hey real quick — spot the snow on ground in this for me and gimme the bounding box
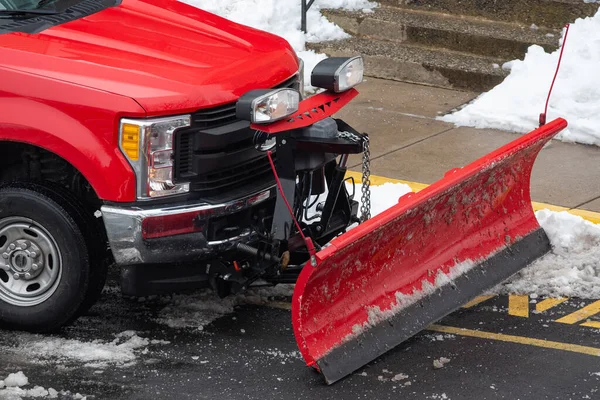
[9,330,168,370]
[180,0,376,90]
[155,284,295,329]
[441,9,600,146]
[497,209,600,298]
[0,371,75,400]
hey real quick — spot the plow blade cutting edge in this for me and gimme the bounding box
[292,118,568,384]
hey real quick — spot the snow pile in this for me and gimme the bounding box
[499,209,600,298]
[15,330,167,369]
[180,0,376,89]
[441,9,600,146]
[3,372,28,388]
[0,372,64,400]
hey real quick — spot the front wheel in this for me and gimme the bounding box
[0,183,91,332]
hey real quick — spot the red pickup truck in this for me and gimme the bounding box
[0,0,367,332]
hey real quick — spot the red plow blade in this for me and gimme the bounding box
[292,118,568,384]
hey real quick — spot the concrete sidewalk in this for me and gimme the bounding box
[336,77,600,212]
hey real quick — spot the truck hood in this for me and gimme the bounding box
[0,0,299,114]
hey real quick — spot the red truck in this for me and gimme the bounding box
[0,0,568,384]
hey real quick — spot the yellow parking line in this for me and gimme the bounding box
[580,321,600,329]
[428,324,600,357]
[462,295,495,309]
[346,171,600,224]
[536,297,568,313]
[556,300,600,325]
[508,295,530,318]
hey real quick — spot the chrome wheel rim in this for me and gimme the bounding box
[0,217,62,307]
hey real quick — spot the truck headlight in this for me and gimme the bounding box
[119,115,191,199]
[236,88,300,124]
[311,56,364,93]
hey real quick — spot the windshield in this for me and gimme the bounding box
[0,0,58,10]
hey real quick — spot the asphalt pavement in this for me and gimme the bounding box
[2,278,600,400]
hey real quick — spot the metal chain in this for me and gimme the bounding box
[337,131,371,222]
[360,135,371,222]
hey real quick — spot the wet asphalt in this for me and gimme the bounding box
[1,280,600,400]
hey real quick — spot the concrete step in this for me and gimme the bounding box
[323,7,559,60]
[308,38,508,92]
[378,0,599,29]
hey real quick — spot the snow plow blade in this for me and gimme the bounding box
[292,118,568,384]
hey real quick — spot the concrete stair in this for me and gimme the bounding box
[310,1,599,91]
[383,0,599,29]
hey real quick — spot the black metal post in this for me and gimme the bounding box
[301,0,316,33]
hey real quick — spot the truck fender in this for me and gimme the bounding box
[0,97,137,202]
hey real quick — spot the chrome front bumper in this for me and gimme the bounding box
[101,187,276,265]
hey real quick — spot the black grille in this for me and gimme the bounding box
[174,75,298,200]
[174,131,194,179]
[190,154,275,196]
[191,103,237,130]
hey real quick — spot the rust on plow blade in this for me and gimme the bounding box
[292,118,568,384]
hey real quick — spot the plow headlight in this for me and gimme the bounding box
[311,56,364,93]
[236,88,300,124]
[119,116,191,199]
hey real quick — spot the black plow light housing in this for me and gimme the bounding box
[236,88,300,124]
[311,56,364,93]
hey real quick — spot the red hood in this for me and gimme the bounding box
[0,0,299,114]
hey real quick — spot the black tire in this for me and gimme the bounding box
[0,183,94,332]
[46,186,110,319]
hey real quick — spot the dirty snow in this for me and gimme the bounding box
[9,330,169,369]
[180,0,376,90]
[497,209,600,298]
[391,373,409,381]
[433,357,451,369]
[156,284,295,329]
[441,9,600,146]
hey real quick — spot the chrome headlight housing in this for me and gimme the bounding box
[297,57,305,99]
[119,115,191,199]
[236,88,300,124]
[311,56,364,93]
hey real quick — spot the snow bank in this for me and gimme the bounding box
[180,0,376,90]
[498,209,600,298]
[441,9,600,146]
